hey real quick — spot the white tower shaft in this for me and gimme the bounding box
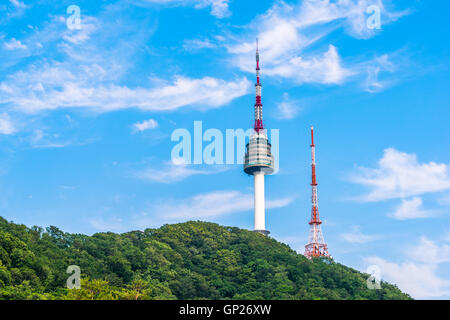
[254,171,265,231]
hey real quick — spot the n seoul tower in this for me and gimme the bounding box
[244,39,275,236]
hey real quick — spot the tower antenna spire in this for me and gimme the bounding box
[254,38,263,132]
[304,126,330,259]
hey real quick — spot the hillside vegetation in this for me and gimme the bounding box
[0,216,411,300]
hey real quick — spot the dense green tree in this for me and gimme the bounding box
[64,278,119,300]
[0,216,411,300]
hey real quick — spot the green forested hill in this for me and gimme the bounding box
[0,216,410,300]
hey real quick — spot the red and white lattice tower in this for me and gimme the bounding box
[304,126,330,258]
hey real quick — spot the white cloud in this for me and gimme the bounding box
[267,45,354,84]
[198,0,230,18]
[408,236,450,264]
[132,190,294,229]
[9,0,26,9]
[0,113,16,134]
[134,160,228,184]
[59,185,78,190]
[391,197,439,220]
[227,0,407,85]
[364,236,450,299]
[132,119,158,132]
[0,70,251,113]
[275,92,300,120]
[340,226,379,243]
[62,16,98,44]
[0,10,250,115]
[350,148,450,202]
[364,54,396,92]
[296,0,408,39]
[266,197,295,209]
[158,190,253,219]
[151,190,294,220]
[364,256,450,299]
[276,101,298,120]
[183,38,217,51]
[141,0,231,18]
[231,41,353,85]
[4,38,27,50]
[438,193,450,206]
[364,235,450,299]
[24,128,92,149]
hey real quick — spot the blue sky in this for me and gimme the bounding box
[0,0,449,299]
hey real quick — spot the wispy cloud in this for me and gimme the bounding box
[140,0,231,18]
[340,226,380,243]
[0,0,30,25]
[226,0,408,86]
[133,159,228,183]
[266,44,354,84]
[62,16,98,45]
[206,0,231,18]
[274,92,301,120]
[26,128,95,149]
[363,53,396,92]
[365,235,450,299]
[365,256,450,299]
[3,37,27,50]
[9,0,26,9]
[132,119,158,132]
[156,190,254,219]
[0,67,251,113]
[349,148,450,202]
[391,197,440,220]
[59,185,78,190]
[0,9,250,115]
[28,129,66,148]
[0,113,16,134]
[134,190,295,228]
[183,38,217,51]
[408,236,450,264]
